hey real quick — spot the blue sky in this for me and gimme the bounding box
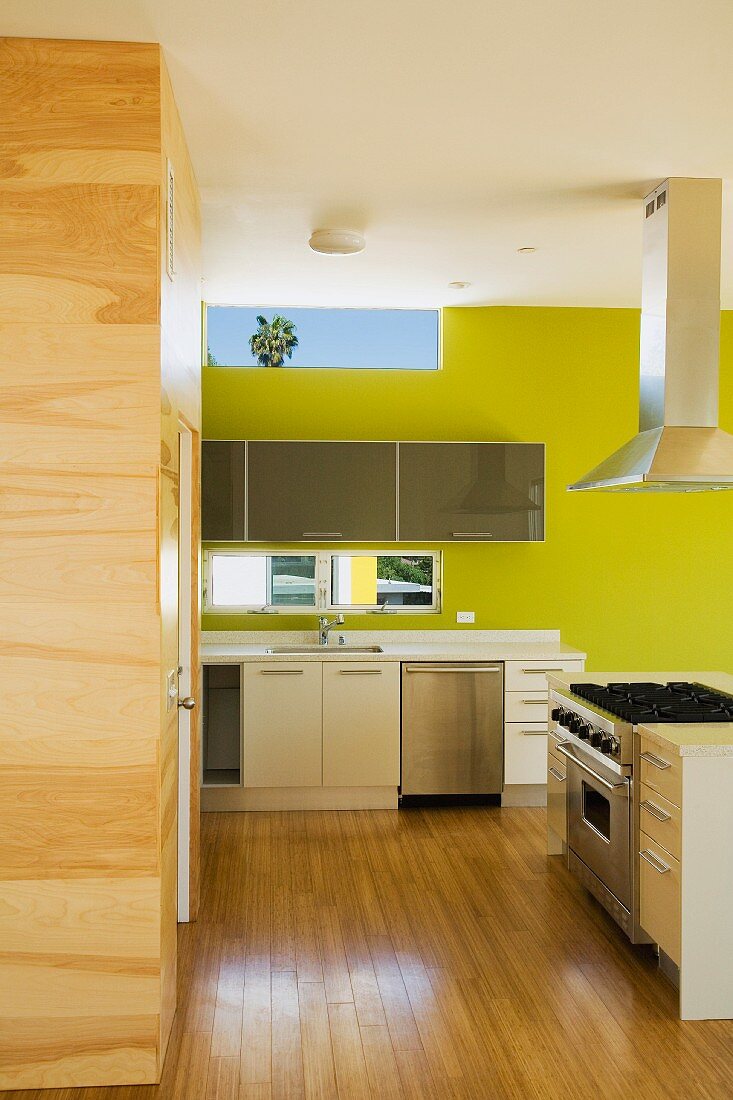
[206,306,440,369]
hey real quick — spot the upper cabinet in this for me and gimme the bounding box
[201,440,545,543]
[202,441,246,541]
[247,441,397,541]
[398,443,544,542]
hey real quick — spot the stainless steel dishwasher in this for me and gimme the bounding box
[401,662,504,801]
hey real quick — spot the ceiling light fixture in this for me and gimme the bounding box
[517,246,537,254]
[447,280,471,289]
[309,229,365,255]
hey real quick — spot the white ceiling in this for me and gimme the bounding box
[6,0,733,307]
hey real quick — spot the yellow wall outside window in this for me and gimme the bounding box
[350,556,377,604]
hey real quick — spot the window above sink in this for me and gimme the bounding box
[203,550,441,615]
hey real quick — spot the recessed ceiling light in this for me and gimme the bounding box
[517,246,537,254]
[447,280,471,289]
[309,229,365,255]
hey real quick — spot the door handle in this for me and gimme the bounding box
[519,729,547,736]
[178,697,196,710]
[339,669,382,675]
[555,745,627,790]
[260,669,304,675]
[405,666,501,673]
[520,697,549,704]
[548,766,566,783]
[521,668,564,673]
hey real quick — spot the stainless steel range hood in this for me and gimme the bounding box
[569,177,733,493]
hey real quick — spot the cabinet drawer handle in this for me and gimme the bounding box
[260,669,304,675]
[521,667,564,673]
[520,697,549,704]
[339,668,382,675]
[451,531,493,538]
[639,849,671,874]
[640,799,672,822]
[640,751,672,771]
[302,532,342,538]
[519,729,547,736]
[548,766,566,783]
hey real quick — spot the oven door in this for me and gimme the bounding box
[559,744,631,911]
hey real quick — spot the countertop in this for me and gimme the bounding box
[547,669,733,758]
[202,629,586,665]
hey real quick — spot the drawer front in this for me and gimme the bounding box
[547,756,567,842]
[504,659,584,692]
[639,782,681,861]
[639,736,682,806]
[505,691,550,724]
[548,726,568,763]
[504,723,547,785]
[639,829,681,966]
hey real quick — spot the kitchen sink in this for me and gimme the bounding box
[264,644,384,654]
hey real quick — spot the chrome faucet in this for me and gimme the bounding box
[318,614,344,646]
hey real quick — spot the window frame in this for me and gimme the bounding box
[203,549,442,615]
[202,303,443,372]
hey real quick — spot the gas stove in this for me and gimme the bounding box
[548,676,733,944]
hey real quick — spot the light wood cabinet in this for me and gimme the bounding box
[504,724,548,784]
[639,830,681,967]
[322,663,401,786]
[398,442,545,542]
[639,782,681,861]
[247,441,397,541]
[546,751,567,847]
[242,663,322,787]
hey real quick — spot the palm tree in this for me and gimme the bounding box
[248,314,299,367]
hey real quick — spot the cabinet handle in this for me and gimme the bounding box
[260,669,304,675]
[521,667,564,673]
[302,532,342,538]
[640,799,672,822]
[339,668,382,675]
[640,751,672,771]
[519,729,547,736]
[520,697,549,704]
[548,766,566,782]
[451,531,493,538]
[639,848,671,874]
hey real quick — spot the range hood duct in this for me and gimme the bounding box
[569,177,733,493]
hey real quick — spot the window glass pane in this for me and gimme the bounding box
[270,555,317,606]
[209,554,317,607]
[205,306,439,370]
[210,553,267,606]
[331,554,436,608]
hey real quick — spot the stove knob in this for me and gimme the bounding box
[569,715,582,733]
[577,722,591,740]
[590,729,603,748]
[600,736,614,754]
[551,707,562,722]
[559,711,571,727]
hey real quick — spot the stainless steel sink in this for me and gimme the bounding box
[264,644,384,654]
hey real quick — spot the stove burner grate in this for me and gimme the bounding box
[569,681,733,723]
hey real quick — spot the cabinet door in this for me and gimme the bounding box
[398,442,544,541]
[243,663,322,787]
[322,662,400,786]
[547,753,567,842]
[202,441,246,540]
[247,441,397,541]
[639,830,681,966]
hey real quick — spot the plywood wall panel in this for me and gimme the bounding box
[0,38,201,1090]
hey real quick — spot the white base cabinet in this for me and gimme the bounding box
[243,663,322,787]
[323,663,401,787]
[503,658,584,805]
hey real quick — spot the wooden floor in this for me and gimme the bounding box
[9,806,733,1099]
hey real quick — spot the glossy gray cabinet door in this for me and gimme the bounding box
[247,441,397,541]
[202,441,246,541]
[398,442,544,541]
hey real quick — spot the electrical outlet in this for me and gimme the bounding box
[456,611,475,624]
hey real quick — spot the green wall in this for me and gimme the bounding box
[203,307,733,673]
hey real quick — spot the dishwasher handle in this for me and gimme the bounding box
[404,665,502,674]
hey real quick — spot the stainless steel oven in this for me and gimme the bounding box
[555,740,633,933]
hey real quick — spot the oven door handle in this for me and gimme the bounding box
[555,745,627,791]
